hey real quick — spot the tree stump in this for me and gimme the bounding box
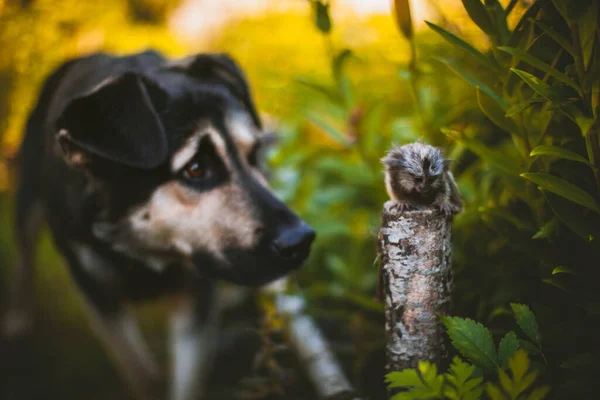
[378,201,453,374]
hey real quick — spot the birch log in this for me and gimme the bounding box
[263,279,360,400]
[378,201,453,373]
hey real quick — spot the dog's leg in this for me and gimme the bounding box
[2,202,44,338]
[67,245,164,400]
[170,280,221,400]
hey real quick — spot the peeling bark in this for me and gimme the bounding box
[378,201,453,374]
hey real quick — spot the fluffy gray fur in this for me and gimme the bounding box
[381,142,462,217]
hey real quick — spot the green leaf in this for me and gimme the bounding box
[442,128,522,177]
[305,112,351,147]
[393,0,413,40]
[552,265,575,275]
[498,47,579,91]
[312,1,331,34]
[530,145,595,167]
[498,332,519,368]
[510,304,542,349]
[426,21,498,71]
[386,362,444,400]
[532,219,558,240]
[532,20,576,56]
[544,191,599,241]
[577,0,598,69]
[486,383,507,400]
[444,357,484,400]
[462,0,496,35]
[505,97,546,118]
[520,172,600,214]
[437,58,507,109]
[510,68,562,102]
[526,386,551,400]
[386,370,422,388]
[442,316,498,374]
[477,87,519,134]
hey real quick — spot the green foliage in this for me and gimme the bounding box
[387,307,547,399]
[442,316,499,375]
[486,350,550,400]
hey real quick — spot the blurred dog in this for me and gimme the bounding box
[2,50,315,400]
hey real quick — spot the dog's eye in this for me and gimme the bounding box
[183,160,210,181]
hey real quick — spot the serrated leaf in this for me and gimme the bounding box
[499,47,579,91]
[445,357,484,400]
[498,332,519,368]
[526,386,551,400]
[530,145,594,167]
[520,172,600,214]
[426,21,498,71]
[477,87,519,134]
[510,69,562,102]
[385,369,422,388]
[462,0,496,35]
[437,58,507,109]
[393,0,413,40]
[486,383,507,400]
[510,304,542,349]
[442,316,498,374]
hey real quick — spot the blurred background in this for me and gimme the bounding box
[1,0,600,399]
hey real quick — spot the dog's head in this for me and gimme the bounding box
[55,53,315,286]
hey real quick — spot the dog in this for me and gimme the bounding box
[2,50,315,400]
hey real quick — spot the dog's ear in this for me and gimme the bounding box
[171,53,262,129]
[56,72,168,169]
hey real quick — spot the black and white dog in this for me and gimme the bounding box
[3,50,315,400]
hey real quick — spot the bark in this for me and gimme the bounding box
[274,292,361,400]
[377,201,453,374]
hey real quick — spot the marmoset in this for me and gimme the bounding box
[381,142,462,217]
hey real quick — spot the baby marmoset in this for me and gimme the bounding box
[381,142,462,217]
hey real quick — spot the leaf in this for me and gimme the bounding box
[520,172,600,214]
[386,369,422,388]
[442,316,498,374]
[544,191,599,241]
[442,128,522,177]
[386,362,444,400]
[532,20,576,56]
[577,0,598,69]
[426,21,498,71]
[436,58,507,109]
[444,357,484,400]
[393,0,413,40]
[498,47,579,91]
[312,1,331,34]
[486,383,507,400]
[498,332,519,368]
[510,68,563,102]
[552,266,575,275]
[526,386,551,400]
[530,145,595,167]
[305,112,351,147]
[560,352,595,369]
[531,219,558,240]
[462,0,496,35]
[510,304,542,349]
[295,77,340,104]
[505,97,546,117]
[477,87,519,134]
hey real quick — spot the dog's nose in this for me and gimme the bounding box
[271,223,316,260]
